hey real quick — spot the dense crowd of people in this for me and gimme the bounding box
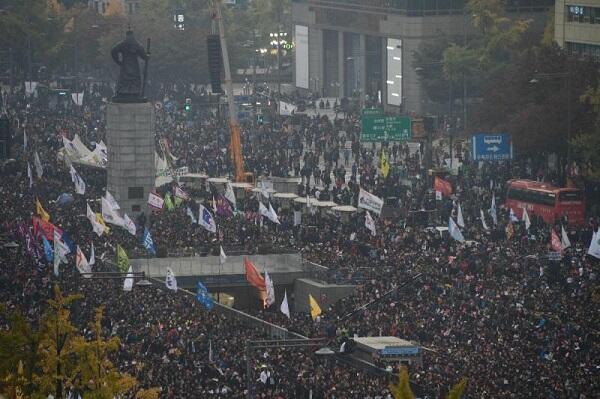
[1,80,599,398]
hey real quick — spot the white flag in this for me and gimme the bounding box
[123,266,134,292]
[225,182,236,209]
[147,192,164,210]
[561,226,571,250]
[71,92,84,106]
[104,191,120,210]
[102,197,125,227]
[258,202,273,223]
[23,130,27,151]
[280,289,290,318]
[165,267,178,291]
[264,269,275,308]
[267,203,280,225]
[448,217,465,243]
[587,230,600,259]
[198,204,217,233]
[27,162,33,188]
[457,203,465,228]
[365,211,376,236]
[123,214,136,235]
[34,151,43,179]
[358,188,384,215]
[480,209,489,231]
[489,194,497,225]
[89,242,95,266]
[70,165,86,195]
[75,246,92,277]
[53,229,70,276]
[87,203,106,236]
[186,206,197,224]
[293,210,302,226]
[509,208,519,222]
[219,245,227,265]
[522,208,531,231]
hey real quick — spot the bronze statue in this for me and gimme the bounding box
[111,30,149,102]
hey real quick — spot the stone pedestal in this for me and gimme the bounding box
[107,102,155,216]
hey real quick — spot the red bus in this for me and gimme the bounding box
[505,179,585,226]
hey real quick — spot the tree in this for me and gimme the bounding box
[388,366,415,399]
[571,86,600,182]
[446,377,468,399]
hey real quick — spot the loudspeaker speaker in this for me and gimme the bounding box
[206,34,223,94]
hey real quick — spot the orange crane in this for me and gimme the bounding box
[214,1,249,183]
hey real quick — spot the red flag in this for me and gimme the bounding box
[32,216,63,241]
[244,257,266,291]
[434,177,453,197]
[551,229,562,252]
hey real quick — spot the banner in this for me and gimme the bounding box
[434,177,452,197]
[358,188,383,215]
[148,192,164,210]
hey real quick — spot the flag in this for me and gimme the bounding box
[219,245,227,265]
[174,185,190,201]
[358,188,384,215]
[89,242,95,266]
[102,196,125,227]
[244,257,266,301]
[208,339,213,362]
[196,280,214,310]
[34,151,43,178]
[268,203,280,225]
[448,217,465,243]
[117,244,129,273]
[259,202,270,219]
[309,294,322,320]
[280,290,290,318]
[551,229,561,252]
[174,195,183,207]
[75,246,91,277]
[53,229,70,277]
[142,227,156,256]
[105,191,120,210]
[523,208,531,231]
[61,232,76,255]
[69,165,86,195]
[264,269,275,308]
[186,207,197,224]
[480,209,489,231]
[36,198,50,222]
[95,213,109,234]
[164,192,174,210]
[23,130,27,151]
[86,204,106,236]
[123,214,136,235]
[123,266,134,292]
[380,149,389,178]
[216,195,233,217]
[509,208,519,222]
[561,226,571,250]
[225,182,236,209]
[365,211,376,236]
[587,230,600,259]
[434,177,452,197]
[165,267,177,291]
[42,235,53,263]
[506,222,515,240]
[489,194,497,225]
[199,205,217,233]
[32,216,62,241]
[148,192,164,210]
[212,196,217,213]
[27,163,33,188]
[457,203,465,228]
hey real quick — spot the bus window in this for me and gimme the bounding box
[559,191,583,201]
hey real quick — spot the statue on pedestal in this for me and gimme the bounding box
[111,30,149,103]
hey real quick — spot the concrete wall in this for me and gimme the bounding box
[294,278,356,313]
[106,102,155,216]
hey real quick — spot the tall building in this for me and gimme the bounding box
[555,0,600,59]
[292,0,553,115]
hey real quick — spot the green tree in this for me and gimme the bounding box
[572,86,600,182]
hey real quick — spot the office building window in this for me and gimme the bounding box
[567,5,600,24]
[566,41,600,59]
[128,187,144,199]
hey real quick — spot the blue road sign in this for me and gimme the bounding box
[472,133,513,161]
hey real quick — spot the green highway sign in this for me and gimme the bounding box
[361,113,411,142]
[362,108,384,117]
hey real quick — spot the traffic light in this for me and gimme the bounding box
[207,34,223,94]
[184,98,192,112]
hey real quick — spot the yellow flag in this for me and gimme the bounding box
[95,213,110,234]
[381,149,389,178]
[117,244,129,273]
[36,198,50,222]
[506,222,514,240]
[309,294,322,320]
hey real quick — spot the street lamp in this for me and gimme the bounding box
[530,70,572,181]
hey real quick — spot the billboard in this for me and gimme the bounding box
[386,38,402,107]
[295,25,309,89]
[472,133,513,161]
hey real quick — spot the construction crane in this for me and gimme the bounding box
[213,0,248,183]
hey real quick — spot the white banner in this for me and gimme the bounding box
[358,188,383,215]
[295,25,309,89]
[279,101,297,116]
[148,192,164,210]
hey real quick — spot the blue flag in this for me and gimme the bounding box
[62,232,76,254]
[142,227,156,256]
[42,235,53,263]
[196,280,214,310]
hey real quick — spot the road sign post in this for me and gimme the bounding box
[471,133,513,161]
[361,110,411,142]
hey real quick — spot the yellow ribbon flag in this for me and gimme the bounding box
[117,244,129,273]
[36,198,50,222]
[95,213,110,234]
[309,294,322,320]
[380,149,389,178]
